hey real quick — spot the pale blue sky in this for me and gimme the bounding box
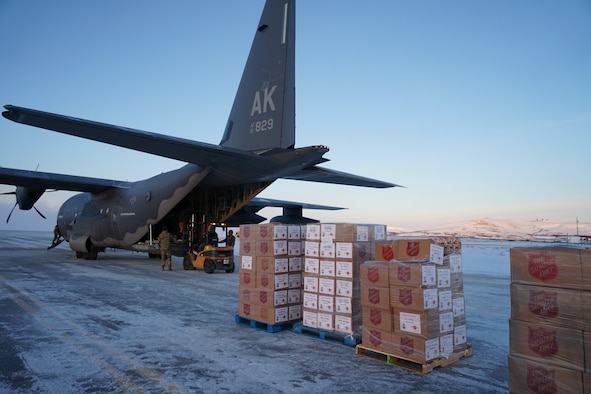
[1,0,590,231]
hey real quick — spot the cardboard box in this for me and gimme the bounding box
[317,312,334,331]
[389,286,438,311]
[390,333,440,364]
[437,268,451,288]
[318,277,335,295]
[511,283,584,330]
[238,288,288,307]
[303,309,317,328]
[320,260,335,277]
[376,240,444,263]
[303,292,318,309]
[303,275,319,293]
[360,285,390,310]
[508,354,584,394]
[289,256,302,271]
[304,224,321,240]
[510,318,585,371]
[453,324,467,351]
[238,271,255,288]
[335,242,373,261]
[320,241,335,258]
[336,279,354,297]
[288,289,301,304]
[318,295,334,313]
[335,260,360,279]
[289,304,302,320]
[453,295,465,318]
[439,290,453,311]
[361,328,394,354]
[335,314,358,336]
[304,257,319,275]
[304,241,320,257]
[256,256,289,273]
[360,261,390,287]
[255,240,288,257]
[287,225,301,240]
[239,302,290,325]
[256,272,289,290]
[288,273,302,289]
[511,247,587,290]
[393,308,441,338]
[288,241,301,256]
[389,262,437,288]
[238,224,257,242]
[255,223,288,240]
[362,306,393,331]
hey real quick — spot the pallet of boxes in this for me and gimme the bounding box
[355,237,473,374]
[236,223,304,332]
[509,246,591,393]
[296,223,387,346]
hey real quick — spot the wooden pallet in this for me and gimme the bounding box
[355,344,474,374]
[293,323,360,347]
[234,314,294,333]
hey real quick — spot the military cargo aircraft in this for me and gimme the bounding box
[0,0,398,259]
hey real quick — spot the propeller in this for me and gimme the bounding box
[1,164,49,223]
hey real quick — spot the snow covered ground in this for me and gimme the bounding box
[0,230,540,393]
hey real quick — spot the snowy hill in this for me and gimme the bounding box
[388,218,591,241]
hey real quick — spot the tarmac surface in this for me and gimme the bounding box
[0,231,509,393]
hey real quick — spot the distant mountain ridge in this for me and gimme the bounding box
[388,218,591,241]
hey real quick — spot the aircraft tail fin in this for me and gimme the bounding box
[220,0,295,152]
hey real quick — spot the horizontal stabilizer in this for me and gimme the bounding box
[281,166,400,189]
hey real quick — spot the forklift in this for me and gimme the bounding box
[182,221,235,274]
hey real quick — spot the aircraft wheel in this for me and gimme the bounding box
[225,261,235,273]
[87,248,98,260]
[183,255,193,270]
[204,259,215,274]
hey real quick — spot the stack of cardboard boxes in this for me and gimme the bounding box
[301,223,386,337]
[360,238,467,365]
[237,223,303,325]
[509,247,591,393]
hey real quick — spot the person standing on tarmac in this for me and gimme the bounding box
[158,226,172,271]
[220,229,235,247]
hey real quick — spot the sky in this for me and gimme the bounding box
[0,0,590,232]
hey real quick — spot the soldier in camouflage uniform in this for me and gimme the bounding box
[158,226,172,271]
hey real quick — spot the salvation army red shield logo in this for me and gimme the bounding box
[243,241,251,254]
[399,288,412,306]
[243,226,250,239]
[370,309,382,326]
[528,326,557,357]
[242,303,251,316]
[398,265,411,283]
[528,253,558,282]
[261,274,269,287]
[381,245,394,261]
[260,242,268,254]
[400,337,415,356]
[369,329,382,347]
[368,267,380,283]
[242,272,251,285]
[368,288,380,305]
[242,288,251,301]
[259,290,268,305]
[407,241,420,257]
[526,365,556,394]
[528,290,558,318]
[260,226,268,238]
[261,259,270,272]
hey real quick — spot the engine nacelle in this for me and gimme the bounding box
[69,234,92,253]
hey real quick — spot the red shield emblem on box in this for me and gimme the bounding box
[528,290,558,318]
[406,241,420,257]
[259,290,268,305]
[367,267,380,283]
[398,265,411,283]
[370,309,382,326]
[526,365,556,394]
[243,226,250,239]
[528,326,557,357]
[528,253,558,282]
[242,303,251,316]
[381,245,394,261]
[369,329,382,347]
[259,242,268,254]
[242,272,251,285]
[261,259,270,272]
[242,288,251,301]
[261,274,269,287]
[368,288,380,305]
[243,241,251,254]
[358,243,367,258]
[260,226,268,238]
[399,288,412,306]
[400,337,414,356]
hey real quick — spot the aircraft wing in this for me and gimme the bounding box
[281,166,401,188]
[0,167,131,193]
[2,105,272,171]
